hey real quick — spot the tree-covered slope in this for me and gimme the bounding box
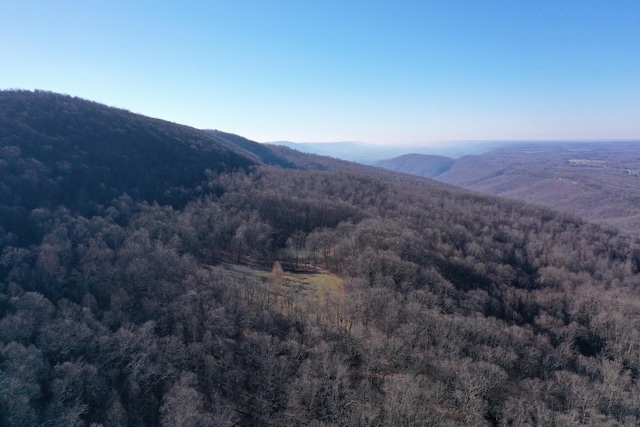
[376,153,455,177]
[0,90,260,244]
[2,91,640,426]
[205,129,296,168]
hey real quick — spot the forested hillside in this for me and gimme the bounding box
[376,153,455,177]
[0,90,258,246]
[2,91,640,426]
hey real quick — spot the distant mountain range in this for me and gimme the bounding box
[376,141,640,237]
[269,140,500,164]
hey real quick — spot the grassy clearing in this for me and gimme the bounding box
[234,262,343,297]
[217,261,346,324]
[287,270,343,298]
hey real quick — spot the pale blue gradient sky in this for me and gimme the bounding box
[2,1,639,144]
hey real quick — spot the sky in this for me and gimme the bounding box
[1,1,639,145]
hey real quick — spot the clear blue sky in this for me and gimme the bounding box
[2,1,639,144]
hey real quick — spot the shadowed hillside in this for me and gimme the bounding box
[2,91,640,426]
[205,130,295,168]
[376,153,454,177]
[0,90,260,244]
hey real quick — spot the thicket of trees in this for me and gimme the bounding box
[2,91,640,426]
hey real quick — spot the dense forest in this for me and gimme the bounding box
[2,90,640,426]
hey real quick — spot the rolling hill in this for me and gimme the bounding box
[379,142,640,238]
[2,91,640,426]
